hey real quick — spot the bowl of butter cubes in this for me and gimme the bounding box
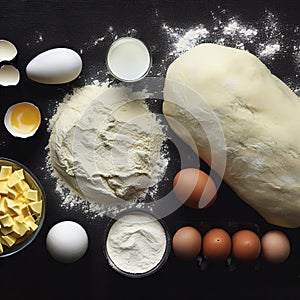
[0,157,45,257]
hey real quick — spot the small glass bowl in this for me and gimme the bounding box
[106,37,152,82]
[103,208,171,278]
[0,157,46,258]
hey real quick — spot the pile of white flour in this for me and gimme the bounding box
[47,83,169,216]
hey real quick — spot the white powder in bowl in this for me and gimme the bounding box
[105,211,168,275]
[47,82,169,216]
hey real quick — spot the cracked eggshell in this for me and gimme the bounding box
[0,40,18,62]
[26,48,82,84]
[4,102,41,138]
[0,65,20,86]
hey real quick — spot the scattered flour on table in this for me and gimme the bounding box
[162,11,282,59]
[259,43,281,57]
[162,24,209,56]
[222,20,258,37]
[82,26,138,52]
[46,81,169,218]
[161,10,300,93]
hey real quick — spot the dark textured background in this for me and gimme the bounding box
[1,0,300,299]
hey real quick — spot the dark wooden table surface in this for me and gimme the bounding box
[1,0,300,299]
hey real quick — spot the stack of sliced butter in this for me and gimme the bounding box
[0,165,43,254]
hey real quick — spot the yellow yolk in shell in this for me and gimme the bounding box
[10,103,41,134]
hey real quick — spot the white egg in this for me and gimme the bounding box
[0,40,18,62]
[46,221,88,263]
[26,48,82,84]
[0,65,20,86]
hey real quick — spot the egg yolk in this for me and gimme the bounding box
[10,103,41,134]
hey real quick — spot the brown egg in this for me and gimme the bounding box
[202,228,231,261]
[232,230,261,262]
[261,230,290,264]
[173,168,217,209]
[172,226,202,261]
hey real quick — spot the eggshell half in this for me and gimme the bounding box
[26,48,82,84]
[0,40,18,62]
[0,65,20,86]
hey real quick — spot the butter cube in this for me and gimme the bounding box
[24,189,38,202]
[22,181,30,192]
[19,204,30,217]
[29,222,38,231]
[15,180,27,193]
[0,197,6,214]
[6,198,18,209]
[24,215,38,231]
[1,226,13,235]
[14,215,24,223]
[0,214,14,227]
[15,169,25,180]
[7,172,21,188]
[9,205,21,216]
[0,181,8,195]
[6,198,20,216]
[24,215,35,224]
[7,187,18,200]
[1,234,17,247]
[29,201,42,214]
[0,236,6,246]
[0,166,12,181]
[6,208,17,217]
[12,220,28,237]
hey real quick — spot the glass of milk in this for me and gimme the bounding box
[106,37,152,82]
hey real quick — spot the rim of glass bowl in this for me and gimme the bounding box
[106,37,152,83]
